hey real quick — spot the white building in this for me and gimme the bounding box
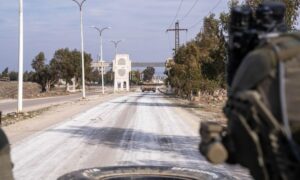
[113,54,131,92]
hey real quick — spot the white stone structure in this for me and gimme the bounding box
[113,54,131,92]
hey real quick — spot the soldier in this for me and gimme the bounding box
[0,128,14,180]
[199,2,300,180]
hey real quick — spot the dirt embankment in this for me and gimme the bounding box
[0,82,41,99]
[162,89,228,125]
[0,82,69,99]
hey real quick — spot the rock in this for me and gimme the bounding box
[7,112,17,118]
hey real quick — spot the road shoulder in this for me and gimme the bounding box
[3,93,129,144]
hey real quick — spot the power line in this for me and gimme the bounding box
[168,0,184,29]
[180,0,199,21]
[188,0,222,30]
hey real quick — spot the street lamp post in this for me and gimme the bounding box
[110,40,122,93]
[111,40,122,58]
[71,0,87,99]
[90,26,111,95]
[18,0,24,112]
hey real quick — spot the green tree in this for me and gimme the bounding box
[168,14,226,98]
[143,67,155,81]
[32,52,45,72]
[169,42,202,99]
[51,48,73,84]
[1,67,9,78]
[167,0,300,98]
[8,71,18,81]
[89,69,101,84]
[51,48,93,87]
[198,14,226,88]
[23,71,35,82]
[130,70,141,85]
[32,52,59,92]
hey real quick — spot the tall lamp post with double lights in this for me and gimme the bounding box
[18,0,24,112]
[111,40,122,58]
[111,40,123,93]
[90,26,111,95]
[71,0,87,98]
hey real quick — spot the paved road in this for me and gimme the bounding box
[10,93,251,180]
[0,91,102,114]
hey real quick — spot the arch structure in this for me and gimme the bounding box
[113,54,131,92]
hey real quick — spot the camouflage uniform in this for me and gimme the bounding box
[0,128,14,180]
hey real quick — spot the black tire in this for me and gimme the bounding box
[58,166,234,180]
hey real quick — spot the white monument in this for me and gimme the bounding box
[113,54,131,92]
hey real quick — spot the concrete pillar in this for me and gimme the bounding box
[114,80,118,92]
[126,80,130,91]
[72,78,76,92]
[121,82,124,91]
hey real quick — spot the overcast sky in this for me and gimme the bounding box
[0,0,228,71]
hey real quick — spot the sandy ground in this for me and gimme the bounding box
[4,93,252,180]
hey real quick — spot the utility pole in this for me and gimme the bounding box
[166,20,188,54]
[18,0,24,112]
[90,26,111,95]
[71,0,87,99]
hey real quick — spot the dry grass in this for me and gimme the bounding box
[0,82,70,99]
[0,81,41,99]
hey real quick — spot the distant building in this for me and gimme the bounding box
[91,61,111,73]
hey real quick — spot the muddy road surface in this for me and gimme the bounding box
[11,93,251,180]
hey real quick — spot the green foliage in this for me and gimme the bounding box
[130,70,141,85]
[89,69,101,84]
[168,14,226,99]
[31,52,59,92]
[23,71,35,82]
[8,71,18,81]
[32,52,45,72]
[1,67,9,78]
[51,48,93,85]
[104,69,114,85]
[200,79,220,95]
[168,0,300,100]
[143,67,155,81]
[31,49,93,92]
[171,42,202,99]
